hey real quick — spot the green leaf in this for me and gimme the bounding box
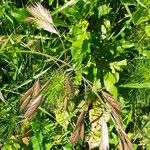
[136,0,147,8]
[2,144,13,150]
[145,25,150,36]
[69,20,89,84]
[63,144,72,150]
[0,6,5,17]
[55,110,70,130]
[133,8,149,25]
[98,4,111,16]
[52,0,79,15]
[31,132,44,150]
[49,0,55,5]
[141,50,150,58]
[120,83,150,88]
[104,72,118,98]
[2,139,20,150]
[11,8,29,22]
[45,143,53,150]
[110,60,127,73]
[70,20,89,59]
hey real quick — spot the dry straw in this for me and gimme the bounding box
[99,117,109,150]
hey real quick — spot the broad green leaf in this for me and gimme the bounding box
[70,21,89,60]
[116,40,134,54]
[70,21,89,62]
[141,50,150,58]
[104,72,116,84]
[63,144,72,150]
[106,84,118,99]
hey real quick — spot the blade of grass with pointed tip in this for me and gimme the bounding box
[120,83,150,88]
[52,0,79,15]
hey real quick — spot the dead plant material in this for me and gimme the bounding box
[32,79,41,98]
[20,80,49,119]
[20,95,31,113]
[19,80,41,113]
[27,3,59,36]
[102,91,132,150]
[70,108,86,145]
[102,91,120,114]
[22,137,29,145]
[79,123,84,141]
[24,94,43,119]
[19,87,32,106]
[41,79,50,91]
[99,117,109,150]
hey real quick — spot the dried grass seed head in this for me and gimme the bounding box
[24,94,43,119]
[27,3,59,35]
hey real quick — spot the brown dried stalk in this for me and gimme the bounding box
[70,123,84,145]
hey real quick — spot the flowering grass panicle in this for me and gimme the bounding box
[27,3,59,36]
